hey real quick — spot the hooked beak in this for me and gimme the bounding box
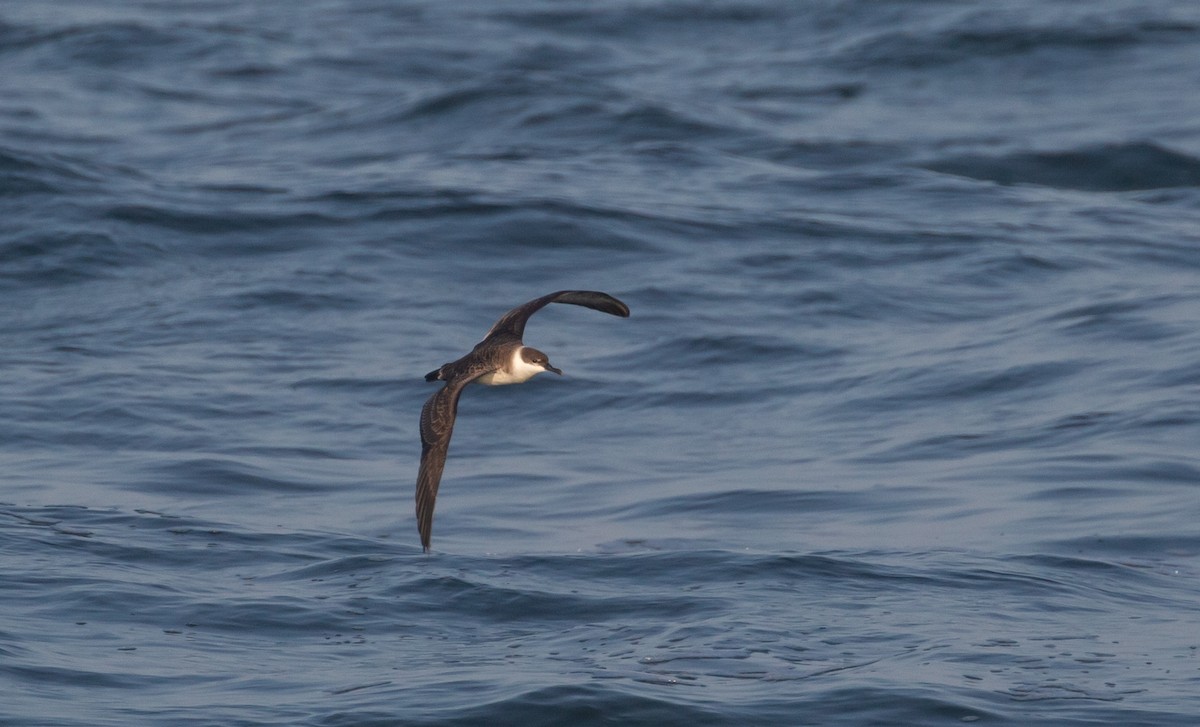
[545,364,563,376]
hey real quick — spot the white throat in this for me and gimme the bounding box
[476,347,545,386]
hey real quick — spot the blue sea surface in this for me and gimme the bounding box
[3,1,1200,724]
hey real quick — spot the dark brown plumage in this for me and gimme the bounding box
[416,290,630,552]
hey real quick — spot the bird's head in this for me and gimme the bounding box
[521,347,563,376]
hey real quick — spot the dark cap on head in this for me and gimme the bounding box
[521,347,562,375]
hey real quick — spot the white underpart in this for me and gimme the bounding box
[476,347,545,386]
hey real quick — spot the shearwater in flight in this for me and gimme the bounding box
[416,290,630,552]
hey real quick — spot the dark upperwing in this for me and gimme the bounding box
[481,290,630,342]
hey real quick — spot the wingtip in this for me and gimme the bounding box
[557,290,631,319]
[596,291,629,318]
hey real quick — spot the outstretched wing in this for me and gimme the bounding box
[416,377,474,552]
[482,290,630,342]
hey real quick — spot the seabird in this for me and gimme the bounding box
[416,290,630,552]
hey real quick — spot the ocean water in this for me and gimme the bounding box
[3,1,1200,724]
